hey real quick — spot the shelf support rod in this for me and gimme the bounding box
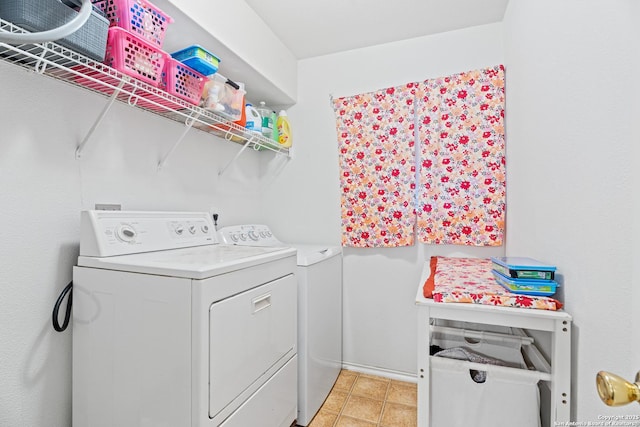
[75,79,126,159]
[35,48,48,74]
[157,111,200,171]
[218,136,256,176]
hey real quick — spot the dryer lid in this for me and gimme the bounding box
[77,244,295,279]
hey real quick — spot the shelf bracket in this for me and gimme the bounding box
[34,48,48,74]
[157,110,200,171]
[218,135,257,176]
[126,80,140,107]
[75,79,126,159]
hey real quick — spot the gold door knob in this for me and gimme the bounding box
[596,371,640,406]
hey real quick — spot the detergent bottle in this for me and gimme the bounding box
[256,101,274,138]
[276,110,292,148]
[271,110,279,143]
[244,103,262,134]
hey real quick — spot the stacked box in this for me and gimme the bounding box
[491,257,558,296]
[104,26,166,87]
[92,0,173,47]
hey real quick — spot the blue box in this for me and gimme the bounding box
[171,45,220,76]
[492,270,558,297]
[491,256,556,280]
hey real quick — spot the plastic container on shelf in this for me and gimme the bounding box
[244,103,262,134]
[203,83,224,113]
[276,110,292,148]
[208,84,247,144]
[103,26,167,87]
[170,45,220,76]
[256,101,274,138]
[92,0,173,48]
[160,58,206,105]
[201,74,245,121]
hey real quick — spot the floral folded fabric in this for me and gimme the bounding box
[424,256,562,311]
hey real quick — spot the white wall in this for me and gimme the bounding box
[503,0,638,421]
[0,62,269,426]
[263,23,506,376]
[158,0,298,105]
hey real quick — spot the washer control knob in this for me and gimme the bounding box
[248,230,259,241]
[240,233,247,241]
[201,225,209,234]
[116,225,137,243]
[188,225,197,234]
[174,225,184,235]
[230,233,239,242]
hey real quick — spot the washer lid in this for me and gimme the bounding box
[291,244,342,266]
[77,244,296,279]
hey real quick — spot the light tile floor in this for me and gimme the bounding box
[306,370,417,427]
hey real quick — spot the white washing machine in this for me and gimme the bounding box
[218,225,343,427]
[72,210,298,427]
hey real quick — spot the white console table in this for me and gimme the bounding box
[415,263,572,427]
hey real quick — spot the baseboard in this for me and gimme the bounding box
[341,362,417,384]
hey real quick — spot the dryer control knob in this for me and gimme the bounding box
[248,230,259,241]
[230,233,239,242]
[174,225,184,235]
[116,225,137,243]
[240,233,247,241]
[188,225,197,234]
[201,225,209,234]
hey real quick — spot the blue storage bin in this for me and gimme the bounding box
[171,45,220,76]
[491,256,556,280]
[492,270,558,297]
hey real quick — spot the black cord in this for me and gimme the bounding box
[52,281,73,332]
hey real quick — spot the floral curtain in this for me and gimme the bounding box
[415,65,506,246]
[332,65,506,248]
[332,84,417,247]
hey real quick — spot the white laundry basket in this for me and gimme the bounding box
[432,318,518,336]
[429,326,542,427]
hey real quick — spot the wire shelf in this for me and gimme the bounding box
[0,17,291,161]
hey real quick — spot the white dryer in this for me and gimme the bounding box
[218,225,343,426]
[72,211,298,427]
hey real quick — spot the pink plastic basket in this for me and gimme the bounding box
[92,0,173,47]
[104,26,166,87]
[161,58,206,106]
[73,64,190,112]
